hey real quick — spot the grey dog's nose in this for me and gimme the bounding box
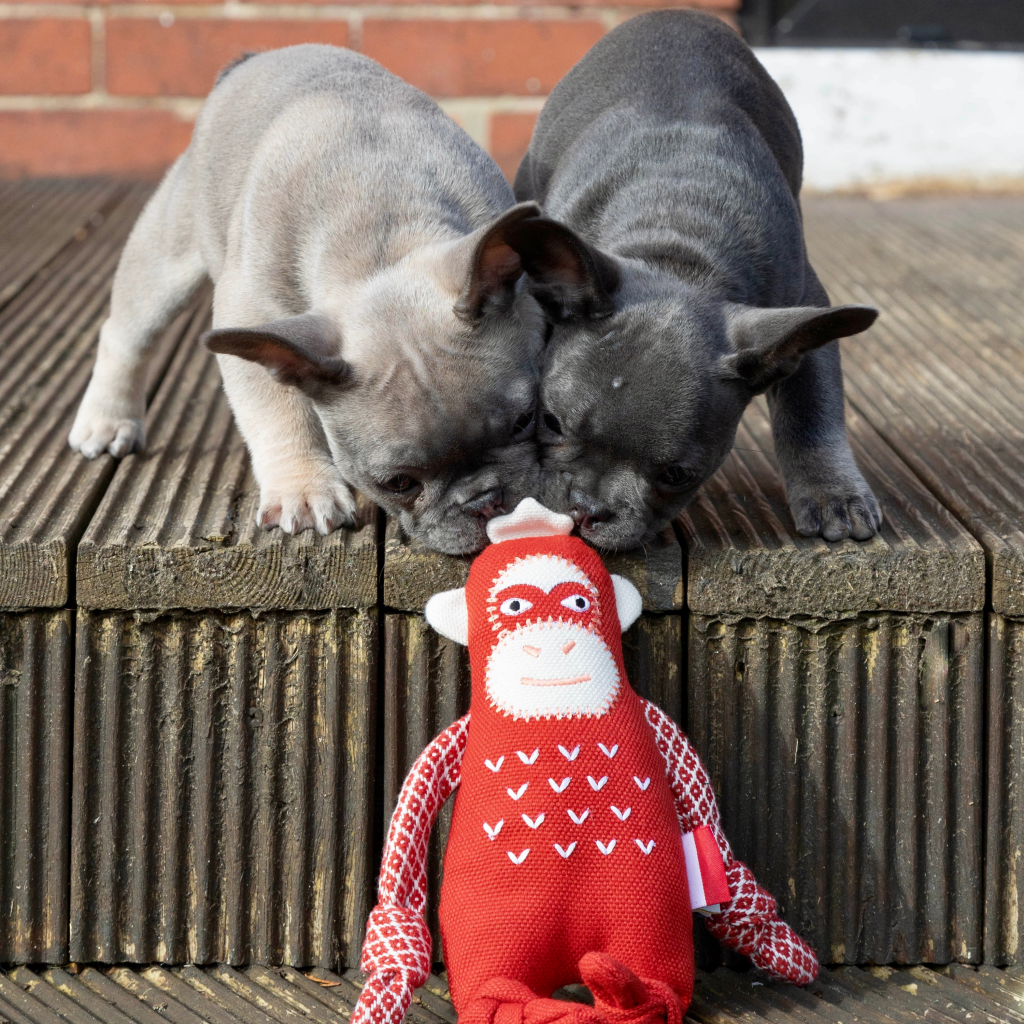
[569,493,612,533]
[464,487,504,520]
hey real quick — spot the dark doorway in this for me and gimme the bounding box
[740,0,1024,48]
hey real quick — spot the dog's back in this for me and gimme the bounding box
[511,11,882,550]
[514,11,808,305]
[516,11,800,200]
[188,45,512,279]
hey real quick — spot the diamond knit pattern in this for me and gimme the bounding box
[353,715,470,1024]
[643,701,818,986]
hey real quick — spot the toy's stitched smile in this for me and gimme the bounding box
[520,674,592,687]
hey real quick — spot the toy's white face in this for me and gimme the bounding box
[484,554,620,720]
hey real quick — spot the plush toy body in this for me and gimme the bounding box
[441,615,694,1005]
[354,501,817,1024]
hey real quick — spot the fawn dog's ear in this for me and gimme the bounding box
[446,202,542,322]
[425,587,469,645]
[204,313,350,394]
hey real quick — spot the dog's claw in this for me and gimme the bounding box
[256,474,357,537]
[69,413,146,459]
[792,489,882,542]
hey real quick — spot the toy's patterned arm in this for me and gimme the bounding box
[353,714,471,1024]
[643,701,818,986]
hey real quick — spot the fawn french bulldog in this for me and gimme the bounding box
[70,45,571,554]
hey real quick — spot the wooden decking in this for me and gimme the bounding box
[3,962,1024,1024]
[6,958,1024,1024]
[1,181,1023,1014]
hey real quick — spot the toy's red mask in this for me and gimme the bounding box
[425,500,643,721]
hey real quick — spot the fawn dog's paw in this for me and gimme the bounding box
[69,398,145,459]
[257,471,357,535]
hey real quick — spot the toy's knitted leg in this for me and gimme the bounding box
[458,956,682,1024]
[352,715,471,1024]
[581,953,683,1024]
[643,701,818,986]
[460,979,601,1024]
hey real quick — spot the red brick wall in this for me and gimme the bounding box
[0,1,737,180]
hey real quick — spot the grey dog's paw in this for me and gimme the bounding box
[789,482,882,542]
[257,476,357,536]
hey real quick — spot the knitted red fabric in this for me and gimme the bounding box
[459,953,682,1024]
[439,535,695,1009]
[352,523,818,1024]
[642,702,818,984]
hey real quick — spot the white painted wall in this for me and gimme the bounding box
[754,48,1024,192]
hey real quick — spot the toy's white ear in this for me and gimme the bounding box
[611,575,643,632]
[424,588,469,645]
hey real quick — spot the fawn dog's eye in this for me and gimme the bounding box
[382,474,420,496]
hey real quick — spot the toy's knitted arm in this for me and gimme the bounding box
[642,701,818,986]
[352,714,471,1024]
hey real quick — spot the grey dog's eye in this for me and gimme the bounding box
[656,465,697,488]
[382,474,420,495]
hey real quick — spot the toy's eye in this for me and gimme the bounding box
[560,594,590,612]
[500,597,533,615]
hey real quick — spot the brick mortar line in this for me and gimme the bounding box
[0,93,545,113]
[0,95,206,113]
[0,1,733,17]
[88,7,106,95]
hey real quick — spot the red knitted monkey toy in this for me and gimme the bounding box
[353,499,817,1024]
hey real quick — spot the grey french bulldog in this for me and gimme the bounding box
[512,11,882,550]
[68,45,572,555]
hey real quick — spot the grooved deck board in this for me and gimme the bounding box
[0,183,188,610]
[680,397,984,618]
[0,611,73,963]
[801,197,1024,966]
[0,180,125,310]
[804,197,1024,616]
[689,610,984,965]
[2,965,1021,1024]
[383,515,683,614]
[76,307,378,611]
[71,608,377,968]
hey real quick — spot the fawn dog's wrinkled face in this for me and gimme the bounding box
[204,205,608,555]
[509,219,879,551]
[423,499,645,715]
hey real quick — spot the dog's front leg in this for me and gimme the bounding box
[70,154,206,458]
[215,353,357,535]
[768,340,882,542]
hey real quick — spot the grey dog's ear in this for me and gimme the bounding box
[720,303,878,393]
[203,313,351,393]
[504,217,621,322]
[454,202,543,322]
